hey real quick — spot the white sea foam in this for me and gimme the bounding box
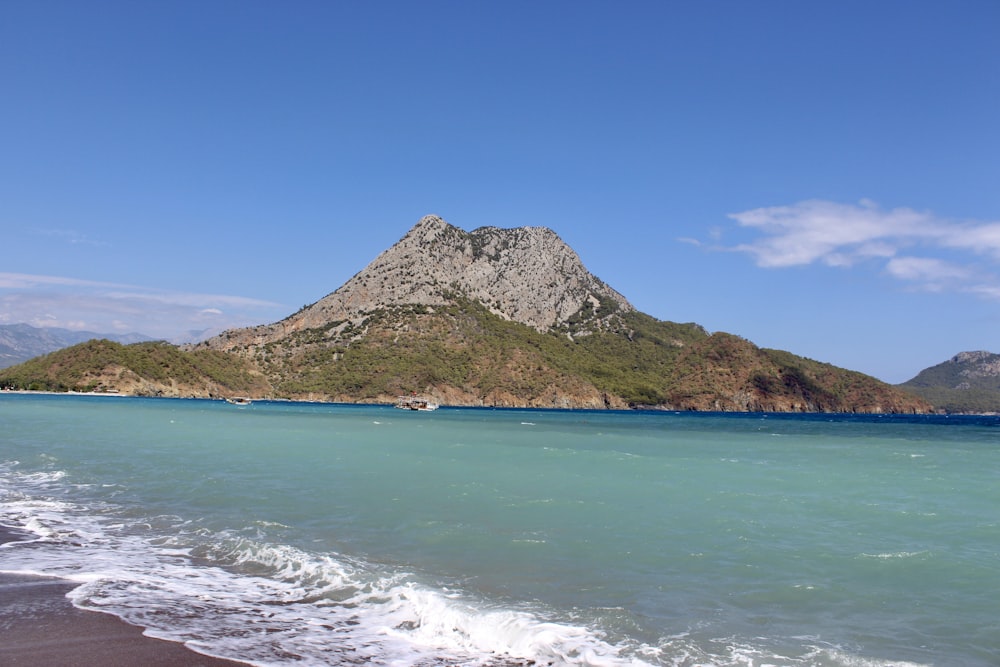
[69,535,657,666]
[859,551,927,559]
[821,650,930,667]
[1,461,657,666]
[3,488,939,667]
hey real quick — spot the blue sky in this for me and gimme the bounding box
[1,1,997,383]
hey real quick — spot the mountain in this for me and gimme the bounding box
[203,215,635,350]
[1,216,930,412]
[899,351,1000,413]
[0,339,269,398]
[0,323,152,369]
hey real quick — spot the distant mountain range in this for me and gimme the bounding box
[899,351,1000,413]
[0,324,152,369]
[0,215,930,413]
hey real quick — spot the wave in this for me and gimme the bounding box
[859,551,928,560]
[1,459,935,667]
[1,460,653,666]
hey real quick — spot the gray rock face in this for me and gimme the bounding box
[211,215,633,349]
[952,351,1000,379]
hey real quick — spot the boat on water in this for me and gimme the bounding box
[225,397,253,406]
[395,395,439,411]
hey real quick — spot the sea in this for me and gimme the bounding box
[1,394,997,667]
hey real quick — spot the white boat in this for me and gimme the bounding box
[225,397,253,406]
[395,395,439,411]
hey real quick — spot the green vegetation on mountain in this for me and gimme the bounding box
[0,339,268,397]
[232,297,706,405]
[901,387,1000,414]
[0,307,929,412]
[899,351,1000,413]
[0,323,152,369]
[197,296,925,412]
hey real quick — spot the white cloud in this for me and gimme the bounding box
[940,222,1000,258]
[884,256,975,293]
[0,272,286,341]
[723,199,1000,298]
[967,285,1000,300]
[885,256,971,283]
[727,199,938,268]
[0,272,132,290]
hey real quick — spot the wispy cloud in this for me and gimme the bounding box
[0,272,286,341]
[722,199,1000,298]
[0,273,133,290]
[32,228,111,247]
[884,257,971,283]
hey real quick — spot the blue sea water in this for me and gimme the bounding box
[1,394,997,666]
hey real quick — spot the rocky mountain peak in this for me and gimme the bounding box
[403,214,453,245]
[417,214,450,228]
[952,350,995,364]
[951,350,1000,378]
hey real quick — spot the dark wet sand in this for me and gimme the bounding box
[0,526,248,667]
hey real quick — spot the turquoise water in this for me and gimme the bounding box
[1,394,997,666]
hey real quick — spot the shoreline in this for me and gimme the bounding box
[0,526,249,667]
[4,389,993,415]
[0,388,127,396]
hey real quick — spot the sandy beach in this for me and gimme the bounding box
[0,527,248,667]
